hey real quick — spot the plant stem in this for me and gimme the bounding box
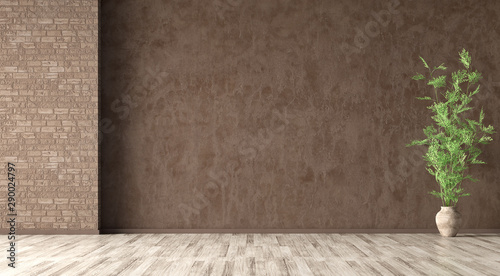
[440,186,444,206]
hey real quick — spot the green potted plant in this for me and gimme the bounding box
[407,49,495,237]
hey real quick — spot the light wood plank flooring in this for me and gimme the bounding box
[2,233,500,275]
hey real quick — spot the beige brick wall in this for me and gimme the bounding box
[0,0,98,232]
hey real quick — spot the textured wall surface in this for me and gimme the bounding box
[0,0,98,232]
[101,0,500,230]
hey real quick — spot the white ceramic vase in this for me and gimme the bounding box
[435,206,462,237]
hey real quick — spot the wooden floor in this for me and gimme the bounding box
[3,233,500,275]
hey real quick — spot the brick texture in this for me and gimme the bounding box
[0,0,98,231]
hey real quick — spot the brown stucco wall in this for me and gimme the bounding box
[0,0,98,232]
[100,0,500,230]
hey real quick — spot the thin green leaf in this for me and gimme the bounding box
[434,63,447,71]
[459,49,471,69]
[464,176,479,182]
[478,136,493,144]
[406,139,428,147]
[470,85,480,97]
[457,107,473,113]
[412,73,426,80]
[468,71,482,84]
[427,75,447,88]
[481,125,495,134]
[419,56,429,69]
[416,96,432,100]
